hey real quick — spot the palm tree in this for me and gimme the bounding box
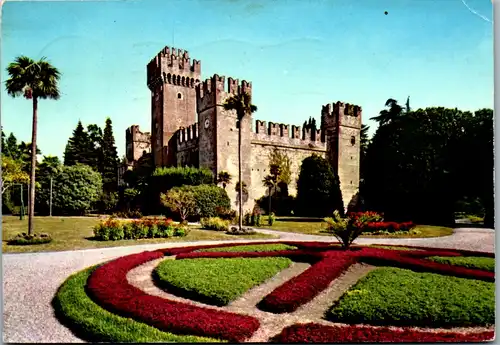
[5,56,61,235]
[223,91,257,230]
[217,171,232,189]
[262,175,278,215]
[370,98,404,126]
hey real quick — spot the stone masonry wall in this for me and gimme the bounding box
[125,125,151,163]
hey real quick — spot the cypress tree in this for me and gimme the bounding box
[101,117,119,192]
[64,120,91,166]
[5,132,21,159]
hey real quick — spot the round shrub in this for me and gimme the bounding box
[7,232,52,245]
[180,184,231,219]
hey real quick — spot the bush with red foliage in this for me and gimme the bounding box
[258,253,356,313]
[271,323,494,343]
[86,250,260,342]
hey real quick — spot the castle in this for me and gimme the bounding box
[125,45,362,212]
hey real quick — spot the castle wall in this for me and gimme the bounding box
[248,119,327,207]
[176,123,199,167]
[125,125,151,163]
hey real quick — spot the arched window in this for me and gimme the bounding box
[350,136,356,146]
[177,92,183,99]
[167,73,171,83]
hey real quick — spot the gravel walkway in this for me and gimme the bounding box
[2,226,494,343]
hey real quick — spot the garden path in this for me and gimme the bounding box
[3,225,494,343]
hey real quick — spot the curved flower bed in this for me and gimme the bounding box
[86,250,260,342]
[75,241,494,343]
[271,323,494,343]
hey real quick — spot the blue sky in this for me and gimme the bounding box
[1,0,493,160]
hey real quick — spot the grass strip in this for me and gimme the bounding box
[327,267,495,327]
[154,257,292,306]
[427,256,494,272]
[52,266,220,343]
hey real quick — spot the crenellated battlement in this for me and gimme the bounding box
[196,74,252,112]
[252,119,326,149]
[176,123,199,146]
[321,101,362,130]
[147,46,202,90]
[126,125,151,143]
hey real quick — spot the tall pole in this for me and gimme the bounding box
[20,184,24,221]
[238,116,243,231]
[49,177,53,217]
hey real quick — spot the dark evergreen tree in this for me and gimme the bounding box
[64,120,91,166]
[86,124,104,172]
[101,117,119,192]
[296,154,343,217]
[4,132,21,159]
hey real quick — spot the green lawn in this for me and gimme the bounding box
[1,216,277,253]
[327,267,494,327]
[53,265,221,343]
[197,243,296,253]
[154,257,292,306]
[259,221,453,238]
[428,256,495,272]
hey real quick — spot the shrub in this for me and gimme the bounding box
[256,195,296,216]
[7,232,52,245]
[268,212,276,226]
[215,206,236,221]
[112,210,143,219]
[200,217,230,231]
[323,210,364,249]
[178,185,231,220]
[93,217,184,241]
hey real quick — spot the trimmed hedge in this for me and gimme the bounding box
[52,265,220,343]
[86,250,260,342]
[154,257,292,306]
[271,323,494,343]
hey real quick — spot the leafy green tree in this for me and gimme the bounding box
[296,154,343,217]
[370,98,404,126]
[35,156,63,215]
[363,105,493,226]
[101,118,119,192]
[51,164,102,215]
[160,188,197,222]
[223,91,258,231]
[1,155,29,194]
[5,55,61,235]
[268,147,292,193]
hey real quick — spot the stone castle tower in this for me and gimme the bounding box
[127,45,362,212]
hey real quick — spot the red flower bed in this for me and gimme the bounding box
[358,248,494,282]
[271,323,495,343]
[86,250,260,342]
[176,249,322,263]
[365,221,416,232]
[258,253,356,313]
